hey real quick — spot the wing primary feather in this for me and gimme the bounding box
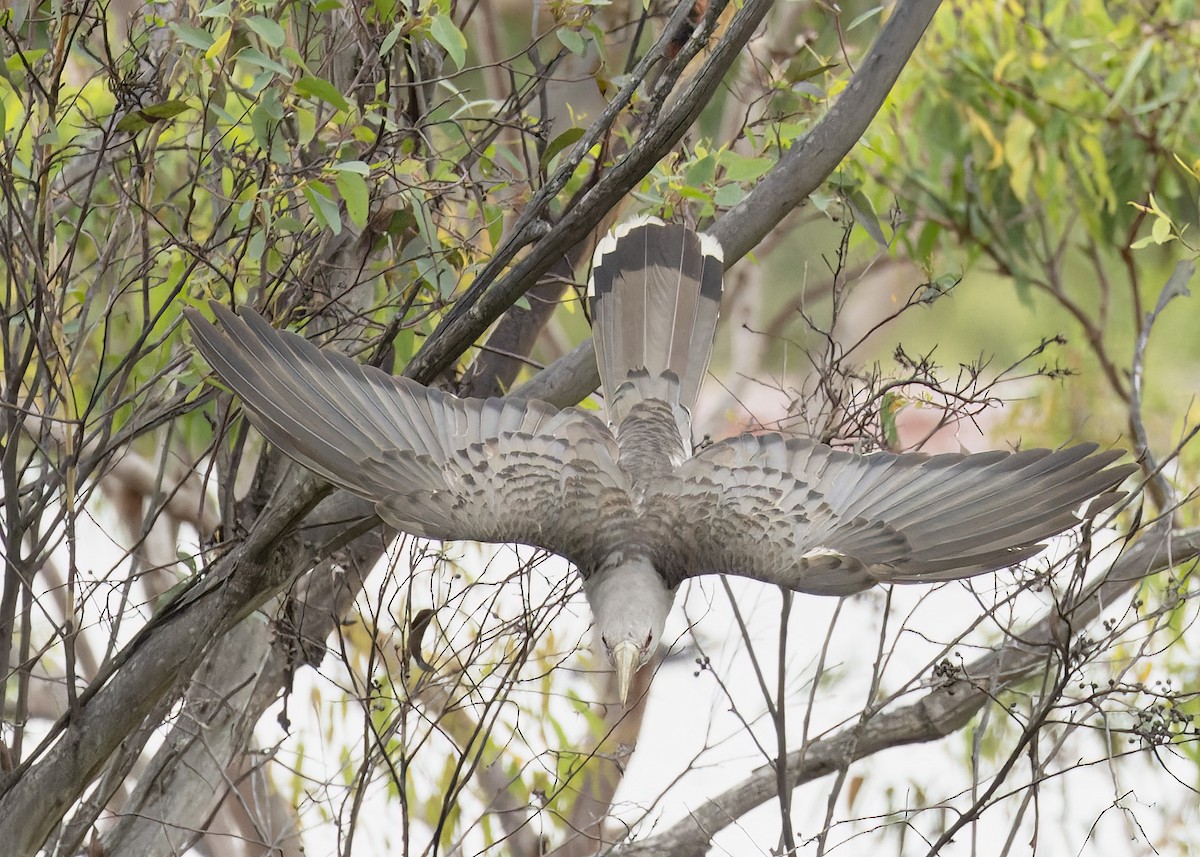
[188,303,629,562]
[657,432,1133,596]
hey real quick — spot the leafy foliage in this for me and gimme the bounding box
[1,0,1198,854]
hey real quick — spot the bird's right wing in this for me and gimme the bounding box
[187,304,630,566]
[646,433,1135,595]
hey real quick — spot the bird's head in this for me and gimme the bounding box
[583,556,675,706]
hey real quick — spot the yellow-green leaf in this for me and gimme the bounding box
[206,27,232,60]
[1003,113,1036,203]
[141,99,191,120]
[1151,214,1172,244]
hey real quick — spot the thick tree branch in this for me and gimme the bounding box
[616,524,1200,857]
[516,0,944,404]
[403,0,774,383]
[510,338,600,407]
[98,516,392,856]
[460,251,580,399]
[0,474,324,854]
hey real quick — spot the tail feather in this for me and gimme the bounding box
[588,218,724,415]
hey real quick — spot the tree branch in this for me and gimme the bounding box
[616,524,1200,857]
[0,474,323,854]
[403,0,774,383]
[515,0,945,405]
[97,517,393,856]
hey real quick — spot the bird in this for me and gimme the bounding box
[185,218,1135,705]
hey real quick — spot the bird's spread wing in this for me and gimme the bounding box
[187,304,629,565]
[646,433,1135,594]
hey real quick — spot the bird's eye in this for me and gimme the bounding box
[643,631,653,649]
[601,636,610,650]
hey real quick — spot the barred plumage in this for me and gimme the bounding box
[187,220,1134,705]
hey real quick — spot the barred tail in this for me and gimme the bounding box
[587,218,724,415]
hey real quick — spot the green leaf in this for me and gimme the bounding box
[115,112,151,133]
[171,23,215,50]
[245,15,286,47]
[198,0,231,17]
[846,4,883,30]
[250,102,274,150]
[115,99,192,133]
[713,184,746,207]
[332,159,370,175]
[248,229,266,260]
[6,0,28,30]
[304,181,343,235]
[847,189,888,247]
[556,27,586,55]
[880,391,902,450]
[792,62,836,84]
[392,327,416,365]
[428,13,466,69]
[402,190,452,295]
[379,23,403,55]
[258,88,284,121]
[1106,38,1154,114]
[141,99,191,120]
[684,153,716,186]
[720,151,772,182]
[6,48,47,74]
[539,127,584,170]
[914,220,941,263]
[336,170,370,228]
[1151,214,1172,244]
[281,46,308,71]
[294,74,350,112]
[485,203,503,247]
[293,106,316,144]
[238,48,288,72]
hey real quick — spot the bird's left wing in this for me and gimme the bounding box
[186,304,629,566]
[645,433,1135,595]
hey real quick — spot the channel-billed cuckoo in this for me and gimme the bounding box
[187,219,1133,704]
